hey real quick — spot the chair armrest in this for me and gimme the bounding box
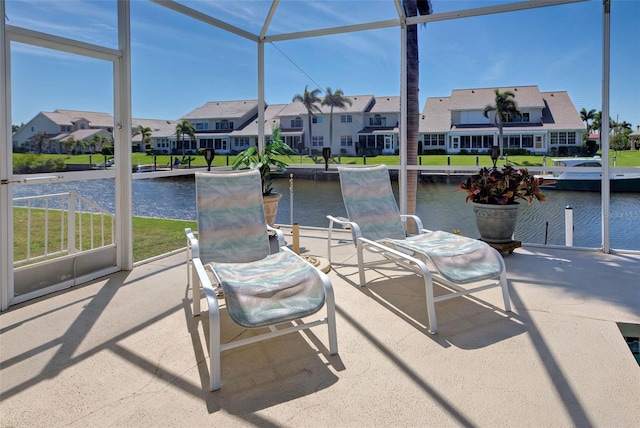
[327,215,363,243]
[400,214,424,233]
[267,225,287,248]
[185,227,199,259]
[190,256,220,319]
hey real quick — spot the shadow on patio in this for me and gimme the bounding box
[1,227,639,426]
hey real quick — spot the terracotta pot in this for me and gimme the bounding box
[472,202,520,243]
[262,192,282,227]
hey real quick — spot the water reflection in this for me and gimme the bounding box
[13,176,639,250]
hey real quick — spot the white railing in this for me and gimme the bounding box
[13,191,115,267]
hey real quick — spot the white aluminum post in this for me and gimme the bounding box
[257,41,265,151]
[116,0,133,269]
[565,206,573,247]
[601,0,611,253]
[0,0,13,311]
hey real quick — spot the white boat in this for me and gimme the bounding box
[538,156,640,192]
[136,164,155,173]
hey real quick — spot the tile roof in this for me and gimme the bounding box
[182,100,258,119]
[538,91,584,130]
[421,87,583,133]
[420,96,451,133]
[43,110,115,127]
[367,96,400,113]
[449,85,545,111]
[232,104,288,136]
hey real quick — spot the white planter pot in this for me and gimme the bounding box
[263,192,282,227]
[472,202,520,243]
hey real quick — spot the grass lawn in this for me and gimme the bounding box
[13,150,640,170]
[14,207,196,264]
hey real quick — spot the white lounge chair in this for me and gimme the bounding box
[327,164,511,333]
[186,169,338,390]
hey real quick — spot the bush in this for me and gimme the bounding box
[13,154,65,173]
[504,148,528,156]
[423,149,446,155]
[101,146,114,155]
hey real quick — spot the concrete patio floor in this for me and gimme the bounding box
[1,226,639,427]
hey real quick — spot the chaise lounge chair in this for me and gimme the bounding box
[327,164,511,333]
[186,169,338,390]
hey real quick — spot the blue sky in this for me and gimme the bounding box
[6,0,640,129]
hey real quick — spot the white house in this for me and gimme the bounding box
[14,86,585,157]
[419,85,585,156]
[12,109,174,153]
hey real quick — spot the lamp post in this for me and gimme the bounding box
[204,148,215,171]
[490,146,500,168]
[322,147,331,171]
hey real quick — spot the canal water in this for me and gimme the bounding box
[13,175,640,251]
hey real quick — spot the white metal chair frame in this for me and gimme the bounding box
[185,170,337,391]
[327,167,511,333]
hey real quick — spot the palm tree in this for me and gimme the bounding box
[321,87,352,150]
[134,125,153,152]
[404,0,432,226]
[175,120,195,157]
[292,85,322,153]
[483,88,520,159]
[89,134,110,154]
[591,111,602,135]
[580,108,597,142]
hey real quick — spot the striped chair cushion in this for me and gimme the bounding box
[387,230,504,284]
[196,170,271,264]
[211,251,326,328]
[338,165,406,241]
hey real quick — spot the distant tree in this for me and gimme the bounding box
[591,111,602,135]
[483,88,520,159]
[89,135,109,154]
[175,120,195,157]
[580,108,597,142]
[134,125,153,151]
[73,137,88,154]
[30,131,48,154]
[292,85,322,153]
[322,87,352,149]
[61,136,75,154]
[12,123,24,133]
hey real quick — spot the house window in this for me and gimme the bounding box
[522,135,534,148]
[369,115,386,126]
[423,134,446,146]
[199,138,213,149]
[312,136,323,146]
[341,135,353,147]
[312,115,323,124]
[195,122,209,130]
[508,135,520,148]
[515,112,530,123]
[340,115,352,123]
[291,117,303,128]
[235,137,250,148]
[460,136,471,148]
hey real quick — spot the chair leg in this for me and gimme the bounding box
[191,262,201,317]
[418,264,438,333]
[356,240,366,287]
[500,270,512,312]
[208,304,222,391]
[322,277,339,355]
[327,220,334,262]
